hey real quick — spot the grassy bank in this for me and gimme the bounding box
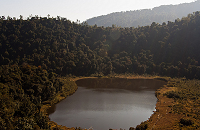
[138,78,200,130]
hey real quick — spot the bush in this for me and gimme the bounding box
[180,118,194,126]
[164,91,180,99]
[136,121,148,130]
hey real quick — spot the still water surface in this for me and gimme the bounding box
[49,78,166,130]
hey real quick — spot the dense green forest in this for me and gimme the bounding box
[1,11,200,79]
[1,10,200,129]
[86,0,200,27]
[0,64,77,129]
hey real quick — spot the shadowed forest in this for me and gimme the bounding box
[1,9,200,129]
[1,12,200,78]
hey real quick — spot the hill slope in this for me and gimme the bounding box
[86,0,200,27]
[1,12,200,79]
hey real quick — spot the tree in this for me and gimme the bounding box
[19,15,23,20]
[47,14,50,19]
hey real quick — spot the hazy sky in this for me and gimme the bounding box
[1,0,196,22]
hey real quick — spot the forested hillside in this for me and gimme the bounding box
[86,0,200,27]
[1,11,200,129]
[1,12,200,79]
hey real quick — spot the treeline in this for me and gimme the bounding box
[86,0,200,27]
[1,12,200,79]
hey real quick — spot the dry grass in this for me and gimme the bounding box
[146,79,200,129]
[147,85,183,130]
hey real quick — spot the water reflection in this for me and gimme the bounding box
[49,78,166,130]
[76,78,166,91]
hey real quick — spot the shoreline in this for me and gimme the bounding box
[146,85,182,129]
[43,76,173,130]
[145,79,186,129]
[40,78,78,130]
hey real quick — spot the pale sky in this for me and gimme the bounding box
[0,0,196,22]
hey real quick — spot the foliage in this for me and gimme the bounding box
[135,121,148,130]
[1,11,200,79]
[164,91,180,99]
[180,118,194,126]
[0,64,77,129]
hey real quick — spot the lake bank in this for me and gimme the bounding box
[40,77,78,130]
[146,84,182,129]
[146,79,200,129]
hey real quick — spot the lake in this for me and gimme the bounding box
[48,78,166,130]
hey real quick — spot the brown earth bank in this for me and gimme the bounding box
[44,76,200,130]
[134,78,200,130]
[146,85,182,130]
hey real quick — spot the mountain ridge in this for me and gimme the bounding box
[85,0,200,27]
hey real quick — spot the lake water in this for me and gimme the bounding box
[48,78,166,130]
